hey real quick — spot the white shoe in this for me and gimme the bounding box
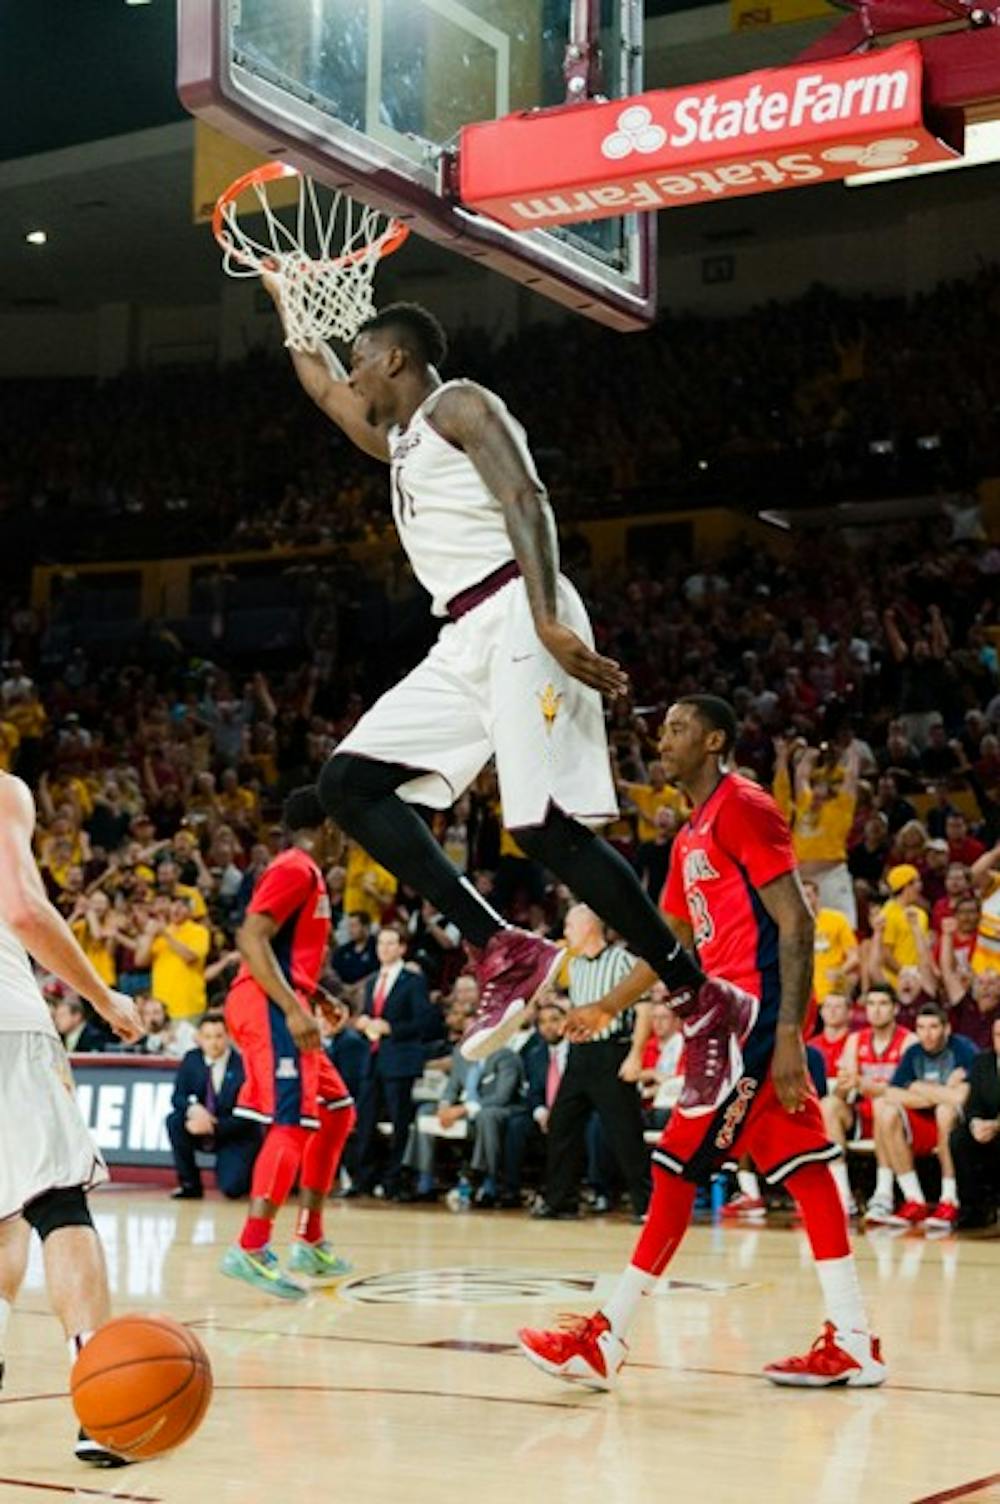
[764,1323,887,1388]
[863,1197,896,1226]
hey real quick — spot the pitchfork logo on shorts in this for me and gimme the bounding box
[537,682,564,733]
[601,105,668,160]
[820,137,920,169]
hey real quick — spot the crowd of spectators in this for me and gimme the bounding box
[3,267,1000,567]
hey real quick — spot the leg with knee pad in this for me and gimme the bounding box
[22,1186,93,1242]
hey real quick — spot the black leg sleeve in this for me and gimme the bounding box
[513,806,705,994]
[319,753,504,948]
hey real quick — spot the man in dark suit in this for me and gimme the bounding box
[503,1001,568,1208]
[352,927,433,1197]
[166,1011,260,1199]
[950,1015,1000,1227]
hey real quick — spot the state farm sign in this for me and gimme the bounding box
[459,43,958,229]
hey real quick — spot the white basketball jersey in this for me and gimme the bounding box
[387,379,555,617]
[0,913,57,1036]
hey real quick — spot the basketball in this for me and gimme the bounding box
[70,1314,212,1461]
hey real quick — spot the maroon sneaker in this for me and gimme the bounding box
[674,977,758,1115]
[460,930,564,1061]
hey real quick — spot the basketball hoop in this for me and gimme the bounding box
[212,162,409,350]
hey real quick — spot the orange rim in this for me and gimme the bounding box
[212,162,409,269]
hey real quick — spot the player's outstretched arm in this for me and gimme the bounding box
[237,911,321,1052]
[757,869,815,1113]
[261,270,390,462]
[431,383,628,698]
[0,777,144,1043]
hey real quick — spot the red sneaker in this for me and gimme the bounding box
[674,977,759,1115]
[764,1321,887,1388]
[721,1193,767,1221]
[887,1200,931,1228]
[461,930,564,1061]
[923,1200,959,1233]
[517,1312,627,1391]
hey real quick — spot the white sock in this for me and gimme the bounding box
[815,1255,869,1339]
[0,1296,9,1358]
[875,1167,894,1202]
[600,1263,657,1340]
[940,1177,958,1206]
[737,1170,761,1199]
[67,1330,94,1367]
[897,1171,923,1204]
[830,1159,852,1209]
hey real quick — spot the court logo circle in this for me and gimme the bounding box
[340,1267,600,1305]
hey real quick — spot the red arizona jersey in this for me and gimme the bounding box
[662,773,796,999]
[854,1024,910,1085]
[234,846,331,996]
[812,1031,851,1080]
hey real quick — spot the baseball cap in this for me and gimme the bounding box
[888,864,920,893]
[926,838,949,852]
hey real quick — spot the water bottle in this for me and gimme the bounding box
[710,1172,727,1222]
[446,1173,473,1213]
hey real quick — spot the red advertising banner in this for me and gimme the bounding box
[459,42,958,230]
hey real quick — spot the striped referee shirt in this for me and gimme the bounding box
[566,944,638,1043]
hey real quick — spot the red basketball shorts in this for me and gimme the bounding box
[900,1105,939,1157]
[652,1077,839,1187]
[225,977,353,1130]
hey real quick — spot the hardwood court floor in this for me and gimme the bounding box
[2,1190,998,1504]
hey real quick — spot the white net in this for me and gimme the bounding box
[214,168,408,351]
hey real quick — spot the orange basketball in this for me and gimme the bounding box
[70,1313,212,1461]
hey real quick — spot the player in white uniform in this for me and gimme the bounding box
[266,287,750,1093]
[0,773,144,1466]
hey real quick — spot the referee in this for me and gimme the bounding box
[534,904,652,1221]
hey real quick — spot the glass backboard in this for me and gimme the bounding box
[178,0,655,331]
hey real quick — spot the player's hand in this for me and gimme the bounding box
[565,1002,615,1042]
[971,1117,999,1144]
[286,1006,321,1053]
[260,263,283,304]
[311,984,341,1023]
[537,621,629,699]
[97,990,145,1045]
[772,1026,810,1113]
[186,1103,216,1136]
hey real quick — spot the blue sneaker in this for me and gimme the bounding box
[220,1243,308,1301]
[287,1239,353,1283]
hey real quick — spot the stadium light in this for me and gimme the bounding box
[25,230,47,245]
[845,119,1000,187]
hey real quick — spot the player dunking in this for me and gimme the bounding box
[221,787,355,1299]
[265,283,750,1100]
[0,773,145,1466]
[519,698,886,1390]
